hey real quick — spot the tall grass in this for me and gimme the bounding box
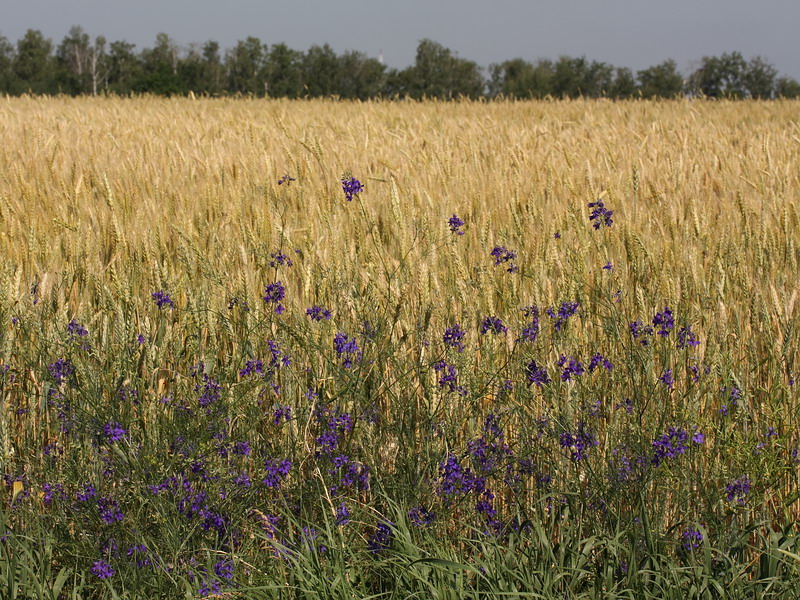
[0,96,798,598]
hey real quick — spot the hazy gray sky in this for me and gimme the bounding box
[3,0,799,79]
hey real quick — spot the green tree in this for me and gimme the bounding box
[688,51,747,98]
[488,58,554,98]
[610,67,636,99]
[265,43,303,98]
[302,44,339,97]
[138,33,181,94]
[13,29,55,94]
[201,41,225,95]
[106,40,140,94]
[551,56,613,98]
[0,35,15,93]
[637,59,684,98]
[226,36,266,95]
[776,76,800,98]
[337,50,385,99]
[743,56,777,99]
[404,39,483,99]
[55,26,90,93]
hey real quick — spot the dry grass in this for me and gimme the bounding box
[0,96,798,358]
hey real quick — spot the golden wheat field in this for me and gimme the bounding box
[0,97,798,360]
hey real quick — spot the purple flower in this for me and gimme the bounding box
[682,528,703,550]
[408,506,436,527]
[480,316,507,335]
[525,360,550,386]
[341,176,364,201]
[602,261,613,271]
[652,427,689,466]
[306,305,332,321]
[333,332,361,368]
[558,355,585,381]
[98,497,124,524]
[692,431,705,444]
[67,319,88,338]
[588,199,614,229]
[433,361,467,396]
[443,323,466,351]
[214,559,234,580]
[588,353,613,372]
[151,290,175,310]
[490,246,518,273]
[91,560,115,579]
[659,369,675,389]
[554,232,561,239]
[677,325,700,348]
[629,320,654,345]
[263,281,286,314]
[136,334,145,345]
[102,422,127,443]
[262,458,292,489]
[127,545,151,568]
[559,423,597,461]
[726,476,751,505]
[367,521,394,554]
[547,301,579,331]
[277,174,296,185]
[48,358,75,384]
[518,305,540,343]
[653,306,674,337]
[273,405,291,425]
[269,250,293,268]
[448,214,465,235]
[336,502,351,525]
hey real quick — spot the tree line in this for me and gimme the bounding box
[2,27,799,99]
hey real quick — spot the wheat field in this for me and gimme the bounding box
[0,97,799,598]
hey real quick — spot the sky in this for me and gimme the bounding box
[2,0,799,80]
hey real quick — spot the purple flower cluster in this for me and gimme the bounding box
[525,360,551,387]
[262,458,292,489]
[480,316,507,335]
[277,173,296,185]
[559,423,597,461]
[652,427,703,466]
[433,360,467,396]
[48,358,75,384]
[629,320,654,345]
[269,250,294,268]
[547,301,579,331]
[102,422,127,443]
[682,528,703,550]
[558,355,585,381]
[588,199,614,229]
[315,408,354,455]
[443,323,466,352]
[98,497,124,524]
[408,506,436,527]
[677,325,700,348]
[490,246,518,273]
[726,475,751,505]
[151,290,176,310]
[306,305,332,321]
[195,374,221,409]
[439,454,485,497]
[263,281,286,314]
[588,353,613,372]
[518,305,540,343]
[367,521,393,554]
[653,306,674,336]
[91,560,115,579]
[448,214,465,235]
[659,368,675,389]
[341,176,364,201]
[333,332,361,368]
